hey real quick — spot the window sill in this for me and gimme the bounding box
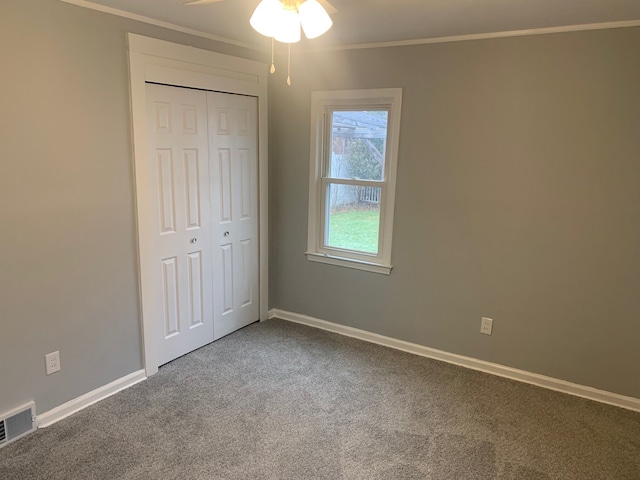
[305,252,392,275]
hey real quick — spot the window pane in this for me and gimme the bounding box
[326,183,381,254]
[329,110,388,181]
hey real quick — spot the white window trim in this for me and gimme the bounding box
[306,88,402,275]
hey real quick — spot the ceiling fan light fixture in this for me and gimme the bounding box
[298,0,333,39]
[249,0,283,37]
[273,7,301,43]
[249,0,334,86]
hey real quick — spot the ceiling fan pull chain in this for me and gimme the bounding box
[270,37,276,74]
[287,43,292,86]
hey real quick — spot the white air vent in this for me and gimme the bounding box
[0,402,36,448]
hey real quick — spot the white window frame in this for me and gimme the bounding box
[306,88,402,275]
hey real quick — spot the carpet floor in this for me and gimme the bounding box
[1,318,639,479]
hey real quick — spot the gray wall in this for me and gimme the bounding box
[1,0,638,418]
[269,28,640,399]
[0,0,264,414]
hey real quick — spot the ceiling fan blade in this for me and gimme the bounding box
[183,0,225,5]
[316,0,337,15]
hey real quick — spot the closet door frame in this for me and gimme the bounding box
[128,33,269,376]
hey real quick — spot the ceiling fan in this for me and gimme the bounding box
[184,0,336,85]
[183,0,337,16]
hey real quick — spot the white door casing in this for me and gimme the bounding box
[129,34,269,376]
[208,92,260,339]
[146,84,214,366]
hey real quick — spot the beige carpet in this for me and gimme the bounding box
[1,318,639,479]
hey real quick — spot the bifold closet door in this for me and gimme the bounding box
[144,85,260,366]
[146,83,214,366]
[207,91,260,340]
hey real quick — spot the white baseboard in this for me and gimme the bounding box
[269,309,640,413]
[37,370,146,428]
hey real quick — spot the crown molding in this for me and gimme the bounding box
[59,1,640,54]
[302,19,640,52]
[59,0,263,51]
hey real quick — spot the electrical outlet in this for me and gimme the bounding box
[45,351,61,375]
[480,317,493,335]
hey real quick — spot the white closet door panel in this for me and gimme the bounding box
[146,83,214,366]
[209,92,259,340]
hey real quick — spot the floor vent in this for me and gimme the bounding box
[0,402,36,448]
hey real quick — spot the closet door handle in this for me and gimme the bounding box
[223,231,230,237]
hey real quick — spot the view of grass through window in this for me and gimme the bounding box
[327,188,381,253]
[325,109,387,254]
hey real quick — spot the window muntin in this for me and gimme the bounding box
[307,89,402,275]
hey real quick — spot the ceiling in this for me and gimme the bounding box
[79,0,640,50]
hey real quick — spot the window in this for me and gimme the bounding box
[306,89,402,275]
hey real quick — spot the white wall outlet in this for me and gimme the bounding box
[480,317,494,335]
[45,351,61,375]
